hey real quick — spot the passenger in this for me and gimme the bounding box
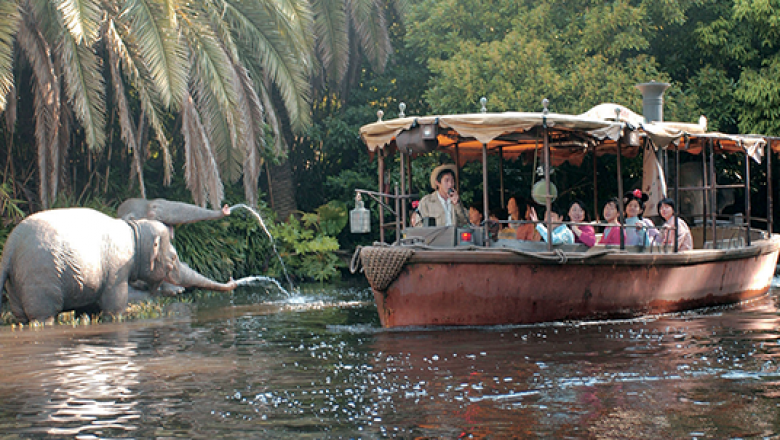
[417,163,468,227]
[498,195,521,238]
[469,200,484,227]
[568,200,596,247]
[509,195,541,241]
[657,198,693,251]
[529,204,574,245]
[410,199,422,227]
[599,198,626,245]
[623,189,659,246]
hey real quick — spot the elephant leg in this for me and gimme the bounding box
[127,283,153,303]
[6,293,29,324]
[18,285,64,324]
[99,283,129,317]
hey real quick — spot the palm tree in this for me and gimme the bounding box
[267,0,409,219]
[0,0,313,209]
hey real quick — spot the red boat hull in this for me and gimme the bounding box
[368,238,780,328]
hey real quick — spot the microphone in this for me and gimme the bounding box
[448,188,455,195]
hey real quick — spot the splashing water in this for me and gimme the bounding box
[234,276,291,296]
[230,204,295,294]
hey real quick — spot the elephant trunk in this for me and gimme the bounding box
[148,199,226,225]
[169,262,237,292]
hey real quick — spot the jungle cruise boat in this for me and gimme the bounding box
[352,83,780,328]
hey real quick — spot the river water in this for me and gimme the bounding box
[2,280,780,439]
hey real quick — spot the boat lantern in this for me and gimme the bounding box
[531,180,558,205]
[350,193,371,233]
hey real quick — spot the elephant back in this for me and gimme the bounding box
[5,208,135,304]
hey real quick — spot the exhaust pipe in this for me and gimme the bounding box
[636,81,670,122]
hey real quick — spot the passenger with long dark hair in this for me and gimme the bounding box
[567,200,596,247]
[598,198,626,245]
[658,198,693,251]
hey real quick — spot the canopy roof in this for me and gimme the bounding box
[359,104,772,166]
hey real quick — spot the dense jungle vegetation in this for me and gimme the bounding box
[1,0,780,285]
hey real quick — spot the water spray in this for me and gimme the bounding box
[229,204,296,294]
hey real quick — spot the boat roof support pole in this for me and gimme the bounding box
[499,147,505,209]
[674,141,680,252]
[483,143,490,246]
[400,153,407,229]
[617,130,625,250]
[744,145,752,246]
[406,156,413,209]
[663,144,669,187]
[701,138,709,245]
[768,141,773,234]
[710,140,717,247]
[593,147,599,221]
[378,152,386,243]
[394,183,401,244]
[455,144,461,193]
[543,109,553,251]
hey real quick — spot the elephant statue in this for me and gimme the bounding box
[0,208,237,324]
[117,198,232,296]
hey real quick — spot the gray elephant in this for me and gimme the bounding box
[0,208,237,324]
[117,198,232,296]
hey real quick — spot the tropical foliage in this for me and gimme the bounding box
[0,0,312,210]
[267,202,348,282]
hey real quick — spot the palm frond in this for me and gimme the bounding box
[17,11,61,207]
[349,0,390,73]
[256,0,314,63]
[59,30,106,151]
[121,0,188,109]
[108,15,173,184]
[312,0,349,87]
[0,0,21,112]
[182,91,224,208]
[182,93,207,206]
[223,0,312,131]
[51,0,101,44]
[182,8,244,184]
[233,62,266,206]
[106,20,147,196]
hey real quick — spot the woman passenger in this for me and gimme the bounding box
[568,200,596,247]
[510,195,541,241]
[623,189,658,246]
[658,198,693,251]
[599,198,626,245]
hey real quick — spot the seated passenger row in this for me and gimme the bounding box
[410,163,691,250]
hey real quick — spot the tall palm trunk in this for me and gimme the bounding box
[268,160,297,221]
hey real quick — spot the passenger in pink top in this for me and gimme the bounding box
[599,198,626,245]
[567,200,595,247]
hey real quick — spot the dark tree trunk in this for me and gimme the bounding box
[268,159,297,221]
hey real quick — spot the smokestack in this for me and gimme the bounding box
[636,81,670,123]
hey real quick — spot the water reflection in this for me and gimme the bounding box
[0,284,779,438]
